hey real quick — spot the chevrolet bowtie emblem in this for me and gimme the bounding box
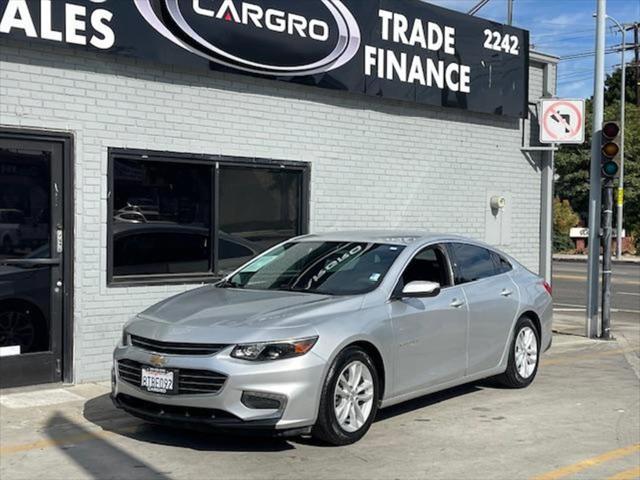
[149,354,166,367]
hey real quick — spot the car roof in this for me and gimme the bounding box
[294,230,471,246]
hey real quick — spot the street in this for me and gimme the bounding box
[553,260,640,320]
[0,260,638,480]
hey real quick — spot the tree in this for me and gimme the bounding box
[604,66,638,106]
[553,197,580,252]
[554,67,640,251]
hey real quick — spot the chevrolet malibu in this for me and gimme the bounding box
[112,231,552,445]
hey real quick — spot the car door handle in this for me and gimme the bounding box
[501,289,514,297]
[450,299,465,308]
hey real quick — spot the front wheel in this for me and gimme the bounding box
[495,316,540,388]
[312,347,379,445]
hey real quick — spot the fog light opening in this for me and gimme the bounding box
[241,391,287,410]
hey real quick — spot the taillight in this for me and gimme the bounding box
[541,280,552,296]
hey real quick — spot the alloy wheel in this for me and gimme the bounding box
[0,310,36,352]
[515,326,538,379]
[333,360,375,433]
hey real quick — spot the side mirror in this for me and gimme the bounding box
[401,281,441,298]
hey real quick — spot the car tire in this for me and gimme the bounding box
[0,304,48,353]
[495,316,540,388]
[312,346,379,446]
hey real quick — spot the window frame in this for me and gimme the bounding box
[107,148,310,286]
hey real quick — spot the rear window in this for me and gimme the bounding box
[492,252,513,274]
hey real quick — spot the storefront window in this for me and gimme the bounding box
[109,151,308,283]
[218,166,303,273]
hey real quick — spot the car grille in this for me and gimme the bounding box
[130,335,229,356]
[117,359,227,395]
[116,394,239,422]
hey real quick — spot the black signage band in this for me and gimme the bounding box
[0,0,529,118]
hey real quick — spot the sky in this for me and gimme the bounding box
[427,0,640,99]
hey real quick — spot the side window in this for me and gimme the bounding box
[491,252,513,274]
[449,243,497,284]
[397,246,451,291]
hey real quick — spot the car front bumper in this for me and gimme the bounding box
[111,343,327,431]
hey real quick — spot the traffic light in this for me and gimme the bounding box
[601,121,620,178]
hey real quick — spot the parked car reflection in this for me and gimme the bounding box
[0,244,50,354]
[112,223,259,277]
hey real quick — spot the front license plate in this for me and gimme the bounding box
[140,367,175,394]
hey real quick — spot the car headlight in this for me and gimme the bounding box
[121,329,129,346]
[230,336,318,361]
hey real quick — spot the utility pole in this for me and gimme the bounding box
[507,0,514,25]
[635,23,639,107]
[606,16,626,259]
[586,0,606,339]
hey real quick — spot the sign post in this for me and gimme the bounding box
[587,0,607,339]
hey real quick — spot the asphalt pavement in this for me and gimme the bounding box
[553,260,639,327]
[1,331,639,480]
[0,261,637,480]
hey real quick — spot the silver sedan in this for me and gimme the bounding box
[112,231,553,445]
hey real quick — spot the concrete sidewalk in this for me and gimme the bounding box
[1,330,639,480]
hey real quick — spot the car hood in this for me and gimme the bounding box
[128,285,363,344]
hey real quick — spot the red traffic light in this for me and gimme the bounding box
[602,122,620,139]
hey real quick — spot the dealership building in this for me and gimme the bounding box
[0,0,557,388]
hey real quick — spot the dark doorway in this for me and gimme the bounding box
[0,130,73,388]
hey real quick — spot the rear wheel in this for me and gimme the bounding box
[312,347,379,445]
[495,316,540,388]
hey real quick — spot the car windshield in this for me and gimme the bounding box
[224,241,405,295]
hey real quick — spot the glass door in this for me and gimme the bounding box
[0,138,64,387]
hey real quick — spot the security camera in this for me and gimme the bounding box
[490,196,506,210]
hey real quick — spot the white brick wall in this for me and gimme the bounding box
[0,39,556,382]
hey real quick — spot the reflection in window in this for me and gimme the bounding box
[450,243,497,284]
[218,166,303,273]
[0,143,52,354]
[109,154,308,281]
[112,158,211,276]
[0,149,50,259]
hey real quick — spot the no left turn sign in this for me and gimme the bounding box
[540,99,585,144]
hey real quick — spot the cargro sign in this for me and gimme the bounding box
[0,0,530,118]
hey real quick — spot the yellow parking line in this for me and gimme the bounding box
[531,443,640,480]
[0,425,138,455]
[541,348,638,366]
[607,466,640,480]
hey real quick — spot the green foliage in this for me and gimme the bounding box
[553,232,575,253]
[554,197,580,233]
[553,197,580,252]
[604,67,638,106]
[554,66,640,249]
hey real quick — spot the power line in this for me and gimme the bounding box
[532,34,596,46]
[532,27,595,39]
[560,47,628,60]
